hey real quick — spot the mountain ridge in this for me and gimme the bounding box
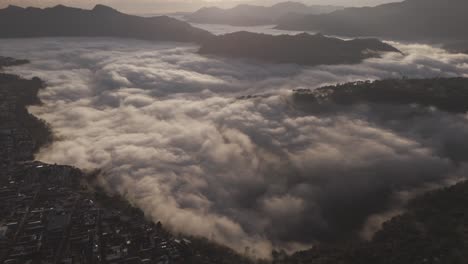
[199,31,400,66]
[185,1,343,26]
[276,0,468,42]
[0,4,213,42]
[0,4,400,67]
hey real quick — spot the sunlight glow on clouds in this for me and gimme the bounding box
[2,38,468,257]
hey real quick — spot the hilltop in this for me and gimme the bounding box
[293,78,468,113]
[200,31,400,66]
[0,4,212,42]
[278,180,468,264]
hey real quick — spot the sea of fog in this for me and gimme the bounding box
[2,26,468,257]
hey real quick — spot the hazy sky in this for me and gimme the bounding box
[1,0,401,13]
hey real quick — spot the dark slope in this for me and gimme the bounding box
[200,31,400,66]
[280,180,468,264]
[280,78,468,263]
[0,4,213,42]
[276,0,468,42]
[0,60,52,162]
[185,1,342,26]
[293,78,468,113]
[0,56,29,69]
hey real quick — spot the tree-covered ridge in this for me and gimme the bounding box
[0,56,29,69]
[293,78,468,113]
[277,180,468,264]
[0,72,52,157]
[200,32,400,66]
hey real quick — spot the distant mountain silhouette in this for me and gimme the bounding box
[0,4,400,67]
[199,31,400,66]
[276,0,468,42]
[185,1,343,26]
[0,4,213,42]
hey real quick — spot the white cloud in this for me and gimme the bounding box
[2,37,468,257]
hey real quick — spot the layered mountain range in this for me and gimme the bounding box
[185,1,343,26]
[276,0,468,42]
[0,5,399,66]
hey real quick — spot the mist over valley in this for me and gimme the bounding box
[2,1,468,262]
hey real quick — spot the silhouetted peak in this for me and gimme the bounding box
[295,32,311,38]
[0,4,213,42]
[44,5,84,13]
[92,4,119,14]
[52,4,68,9]
[4,5,23,11]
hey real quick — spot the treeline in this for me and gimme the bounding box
[0,56,29,69]
[293,77,468,113]
[274,180,468,264]
[0,72,53,155]
[199,32,400,66]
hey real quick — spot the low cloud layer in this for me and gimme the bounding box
[2,38,468,257]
